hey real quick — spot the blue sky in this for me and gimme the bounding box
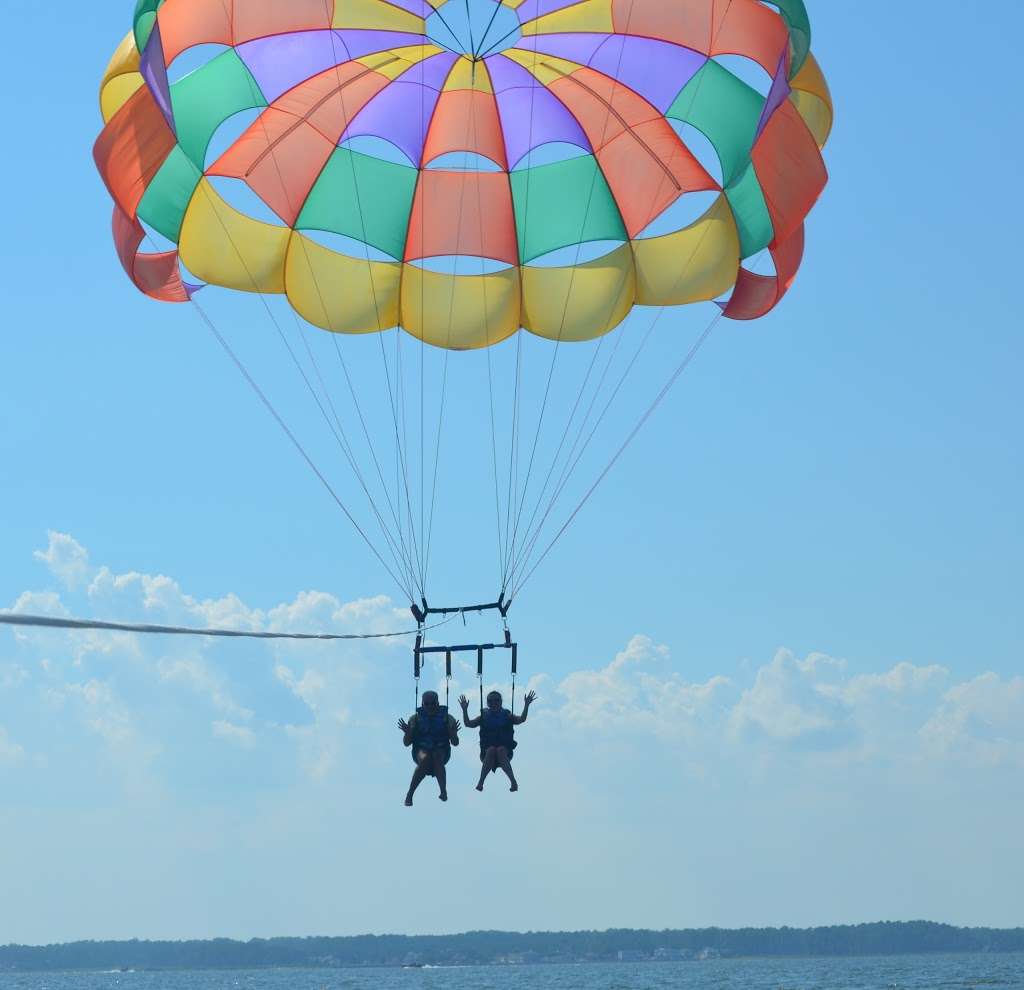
[1,0,1022,945]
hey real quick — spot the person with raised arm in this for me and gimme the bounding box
[459,689,536,793]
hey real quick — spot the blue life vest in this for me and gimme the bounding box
[480,707,515,751]
[413,706,450,751]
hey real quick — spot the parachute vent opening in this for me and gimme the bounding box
[206,176,288,227]
[138,219,176,254]
[669,122,725,188]
[637,191,721,241]
[205,109,265,172]
[713,54,774,97]
[525,241,627,269]
[426,152,504,173]
[297,230,399,264]
[426,0,522,58]
[511,143,591,171]
[167,44,231,85]
[409,256,514,276]
[340,136,415,168]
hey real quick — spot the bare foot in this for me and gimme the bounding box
[509,782,518,792]
[475,783,484,792]
[439,791,448,802]
[405,796,413,807]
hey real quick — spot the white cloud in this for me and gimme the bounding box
[33,532,92,589]
[53,679,159,767]
[159,657,253,721]
[548,640,1024,772]
[8,530,1024,796]
[7,590,69,618]
[730,649,855,750]
[212,720,256,749]
[0,727,25,767]
[555,635,733,744]
[921,673,1024,768]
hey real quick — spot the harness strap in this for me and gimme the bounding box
[477,647,484,716]
[511,643,518,712]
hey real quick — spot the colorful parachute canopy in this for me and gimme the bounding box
[96,0,832,348]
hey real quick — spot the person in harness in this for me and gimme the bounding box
[459,689,536,793]
[398,690,460,806]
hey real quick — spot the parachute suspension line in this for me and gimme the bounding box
[321,16,427,600]
[501,12,640,588]
[506,32,736,588]
[508,320,635,589]
[468,67,509,591]
[421,56,485,591]
[395,328,425,592]
[175,184,417,600]
[499,48,543,593]
[510,312,633,574]
[500,330,524,594]
[508,225,729,593]
[507,310,658,592]
[511,308,725,602]
[486,342,507,581]
[328,332,420,589]
[227,37,423,598]
[506,0,663,583]
[188,294,415,600]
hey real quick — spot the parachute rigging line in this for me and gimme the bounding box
[501,3,641,590]
[0,611,455,642]
[181,176,419,597]
[203,28,426,601]
[511,307,725,603]
[422,58,488,593]
[189,293,415,602]
[507,241,720,592]
[321,18,427,598]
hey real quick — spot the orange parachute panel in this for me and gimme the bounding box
[405,171,519,266]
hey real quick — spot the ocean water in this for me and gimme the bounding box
[2,955,1022,990]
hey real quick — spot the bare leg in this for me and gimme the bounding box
[477,748,497,791]
[405,752,430,806]
[495,746,518,792]
[432,751,448,801]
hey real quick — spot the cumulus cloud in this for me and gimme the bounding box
[550,640,1024,771]
[730,650,856,750]
[921,673,1024,768]
[6,531,1023,800]
[556,635,733,744]
[33,532,93,590]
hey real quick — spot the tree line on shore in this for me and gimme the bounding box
[2,922,1022,972]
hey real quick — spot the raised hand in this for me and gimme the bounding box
[458,694,470,710]
[398,718,410,734]
[452,719,463,732]
[524,690,537,707]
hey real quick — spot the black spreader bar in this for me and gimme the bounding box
[416,642,516,656]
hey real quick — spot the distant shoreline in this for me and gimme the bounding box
[3,923,1023,973]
